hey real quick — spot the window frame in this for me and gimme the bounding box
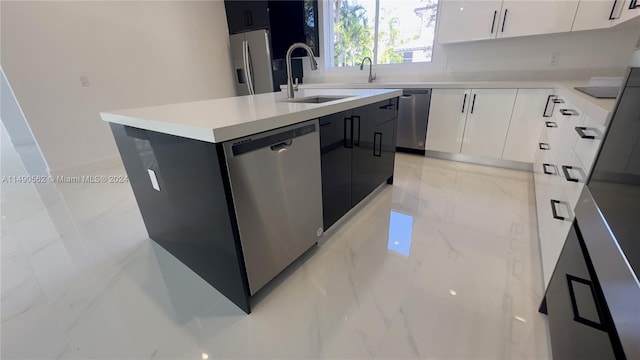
[320,0,439,70]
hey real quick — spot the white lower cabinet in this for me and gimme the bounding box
[461,89,517,158]
[502,89,553,162]
[427,88,517,158]
[426,88,470,153]
[427,87,552,162]
[533,89,611,289]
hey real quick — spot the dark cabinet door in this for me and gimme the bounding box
[374,118,397,185]
[350,105,378,206]
[224,0,269,34]
[545,222,618,360]
[319,111,353,229]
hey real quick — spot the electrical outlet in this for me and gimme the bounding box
[550,52,560,66]
[80,76,90,87]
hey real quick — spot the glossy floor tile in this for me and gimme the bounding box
[1,125,550,359]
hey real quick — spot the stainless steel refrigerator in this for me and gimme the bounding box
[230,29,274,96]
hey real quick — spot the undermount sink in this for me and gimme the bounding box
[281,95,354,104]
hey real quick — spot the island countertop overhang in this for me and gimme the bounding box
[100,88,402,143]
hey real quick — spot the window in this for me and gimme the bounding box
[331,0,438,67]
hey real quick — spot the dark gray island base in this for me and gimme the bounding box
[109,98,398,314]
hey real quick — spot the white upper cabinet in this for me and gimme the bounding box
[460,89,517,158]
[438,0,587,43]
[437,0,504,43]
[497,0,580,39]
[426,89,470,153]
[572,0,640,31]
[502,89,554,163]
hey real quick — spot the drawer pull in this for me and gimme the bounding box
[344,117,353,149]
[545,121,558,128]
[552,98,565,104]
[561,165,580,182]
[550,199,566,220]
[543,163,557,175]
[575,126,595,139]
[566,274,607,331]
[373,132,382,157]
[560,108,579,116]
[461,93,467,113]
[470,94,477,114]
[539,142,551,150]
[543,95,556,117]
[490,10,497,34]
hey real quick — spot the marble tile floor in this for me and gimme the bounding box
[1,126,551,359]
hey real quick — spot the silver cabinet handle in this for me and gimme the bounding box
[242,40,255,95]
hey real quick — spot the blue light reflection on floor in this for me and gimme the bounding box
[387,211,414,256]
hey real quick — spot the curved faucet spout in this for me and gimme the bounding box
[359,57,376,83]
[286,43,318,98]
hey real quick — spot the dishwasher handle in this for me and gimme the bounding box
[231,122,316,156]
[270,140,293,152]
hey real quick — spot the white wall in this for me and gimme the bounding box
[308,12,640,83]
[1,1,235,173]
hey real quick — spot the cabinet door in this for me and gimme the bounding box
[461,89,517,158]
[573,0,636,31]
[502,89,553,163]
[224,0,269,34]
[426,89,470,153]
[497,0,579,38]
[320,111,353,229]
[545,223,616,359]
[437,0,503,43]
[351,105,377,206]
[374,118,397,186]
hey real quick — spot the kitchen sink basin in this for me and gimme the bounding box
[281,95,354,104]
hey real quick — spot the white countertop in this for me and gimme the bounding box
[100,88,402,143]
[287,81,618,113]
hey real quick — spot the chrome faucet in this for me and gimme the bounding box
[360,57,376,83]
[286,43,318,98]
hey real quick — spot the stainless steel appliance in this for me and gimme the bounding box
[230,29,274,96]
[223,120,323,295]
[396,89,431,154]
[543,49,640,359]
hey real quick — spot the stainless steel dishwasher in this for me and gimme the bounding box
[396,89,431,154]
[223,119,323,295]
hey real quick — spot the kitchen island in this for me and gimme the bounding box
[101,88,402,313]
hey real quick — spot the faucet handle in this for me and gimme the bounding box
[372,73,377,81]
[294,78,299,91]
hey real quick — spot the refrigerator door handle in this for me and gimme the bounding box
[243,40,255,95]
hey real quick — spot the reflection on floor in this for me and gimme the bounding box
[1,126,550,359]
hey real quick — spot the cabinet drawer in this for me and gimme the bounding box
[558,151,588,210]
[573,113,607,174]
[371,98,398,124]
[539,192,574,287]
